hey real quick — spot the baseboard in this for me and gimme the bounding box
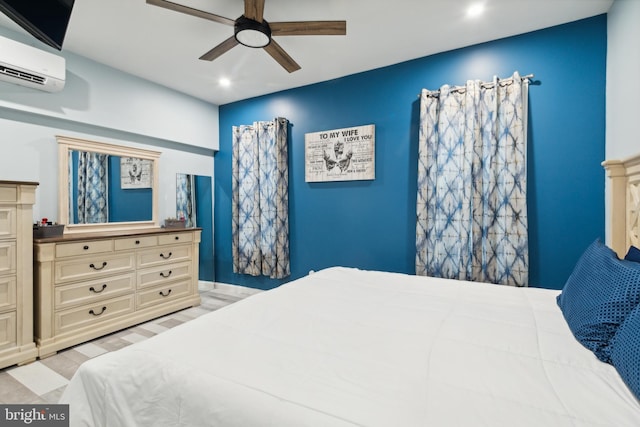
[198,280,215,291]
[212,282,264,298]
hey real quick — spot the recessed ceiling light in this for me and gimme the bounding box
[467,3,485,18]
[219,78,231,87]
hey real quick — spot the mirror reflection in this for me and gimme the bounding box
[176,173,196,227]
[176,173,213,281]
[57,135,160,233]
[69,151,154,224]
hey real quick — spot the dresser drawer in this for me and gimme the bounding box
[0,242,16,276]
[114,235,158,251]
[55,295,135,335]
[55,274,135,310]
[0,207,15,239]
[54,253,135,284]
[0,311,16,351]
[137,244,192,268]
[137,261,192,289]
[56,239,114,258]
[158,232,193,246]
[33,226,201,357]
[0,276,16,311]
[0,186,17,203]
[136,279,191,310]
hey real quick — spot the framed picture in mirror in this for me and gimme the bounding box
[121,157,153,189]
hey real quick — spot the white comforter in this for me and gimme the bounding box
[61,267,640,426]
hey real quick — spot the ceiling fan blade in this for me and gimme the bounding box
[263,40,301,73]
[244,0,265,22]
[199,36,240,61]
[270,21,347,36]
[146,0,235,26]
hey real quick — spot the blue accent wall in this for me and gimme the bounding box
[108,157,153,222]
[215,15,607,290]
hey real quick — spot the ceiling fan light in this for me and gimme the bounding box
[235,16,271,48]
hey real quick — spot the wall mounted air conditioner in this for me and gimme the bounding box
[0,35,65,92]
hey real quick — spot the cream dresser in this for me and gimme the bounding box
[0,181,39,369]
[33,228,201,357]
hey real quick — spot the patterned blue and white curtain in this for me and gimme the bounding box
[416,72,529,286]
[176,173,195,227]
[232,118,290,279]
[77,152,109,224]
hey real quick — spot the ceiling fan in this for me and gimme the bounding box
[146,0,347,73]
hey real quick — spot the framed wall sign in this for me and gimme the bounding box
[305,124,375,182]
[121,157,153,189]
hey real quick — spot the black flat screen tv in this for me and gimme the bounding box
[0,0,75,50]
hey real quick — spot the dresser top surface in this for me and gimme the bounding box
[0,180,39,186]
[33,227,201,244]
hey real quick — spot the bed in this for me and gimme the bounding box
[60,153,640,427]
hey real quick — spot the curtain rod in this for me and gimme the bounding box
[419,73,534,98]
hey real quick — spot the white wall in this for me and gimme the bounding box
[0,116,214,223]
[0,28,219,150]
[605,0,640,243]
[607,0,640,160]
[0,27,218,224]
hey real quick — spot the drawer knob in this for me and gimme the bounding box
[89,284,108,293]
[89,262,108,271]
[89,306,107,316]
[135,240,140,245]
[83,245,89,250]
[159,289,172,297]
[175,236,179,240]
[159,252,172,260]
[160,270,173,278]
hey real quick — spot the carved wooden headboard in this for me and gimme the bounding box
[603,153,640,257]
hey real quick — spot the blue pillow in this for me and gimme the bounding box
[625,245,640,263]
[557,239,640,363]
[610,303,640,400]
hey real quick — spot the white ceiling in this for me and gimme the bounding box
[0,0,614,106]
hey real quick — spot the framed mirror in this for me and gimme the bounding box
[176,173,213,281]
[57,135,161,233]
[176,173,196,227]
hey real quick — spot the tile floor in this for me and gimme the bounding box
[0,285,252,404]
